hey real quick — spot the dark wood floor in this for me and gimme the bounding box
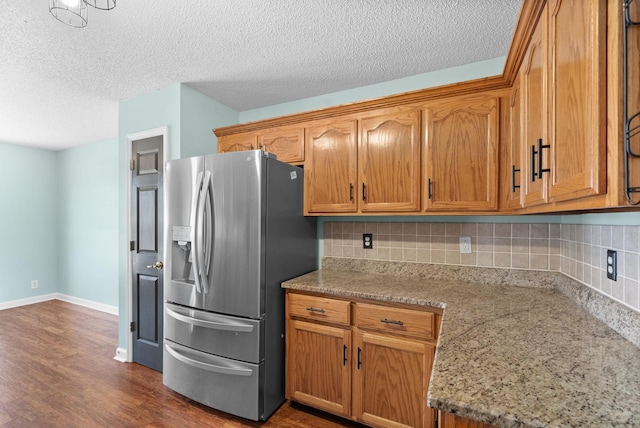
[0,300,359,427]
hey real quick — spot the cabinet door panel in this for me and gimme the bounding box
[217,133,258,153]
[521,17,548,207]
[505,83,523,209]
[259,126,304,163]
[305,121,357,214]
[287,320,351,417]
[424,97,498,211]
[439,411,496,428]
[359,111,421,212]
[353,332,434,428]
[547,0,606,201]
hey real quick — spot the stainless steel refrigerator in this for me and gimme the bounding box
[162,150,316,421]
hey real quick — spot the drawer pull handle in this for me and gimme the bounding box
[305,307,325,314]
[380,318,404,326]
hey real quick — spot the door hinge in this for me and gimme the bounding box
[129,159,135,171]
[130,241,135,251]
[130,321,136,332]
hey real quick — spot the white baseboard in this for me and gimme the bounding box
[113,347,128,363]
[0,293,118,315]
[0,293,57,310]
[55,293,118,315]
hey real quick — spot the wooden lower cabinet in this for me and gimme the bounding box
[286,291,439,428]
[438,411,496,428]
[353,332,435,428]
[287,319,352,417]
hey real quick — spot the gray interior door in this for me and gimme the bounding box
[131,136,164,372]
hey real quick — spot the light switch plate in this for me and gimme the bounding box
[606,249,617,281]
[459,237,472,254]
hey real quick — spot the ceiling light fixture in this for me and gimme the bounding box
[49,0,115,28]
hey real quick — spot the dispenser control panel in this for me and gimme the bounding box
[172,226,191,242]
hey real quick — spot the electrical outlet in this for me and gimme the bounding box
[606,250,617,281]
[363,233,373,249]
[459,237,472,254]
[31,280,39,289]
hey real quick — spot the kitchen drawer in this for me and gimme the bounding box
[163,340,262,421]
[164,303,263,363]
[355,303,435,340]
[288,293,350,326]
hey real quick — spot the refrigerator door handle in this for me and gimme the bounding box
[165,343,253,376]
[202,171,213,294]
[166,306,255,333]
[194,171,213,293]
[191,171,204,294]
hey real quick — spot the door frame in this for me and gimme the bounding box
[126,126,169,362]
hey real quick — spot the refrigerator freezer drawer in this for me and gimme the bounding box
[164,303,263,364]
[163,340,263,421]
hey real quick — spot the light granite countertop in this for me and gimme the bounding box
[282,258,640,428]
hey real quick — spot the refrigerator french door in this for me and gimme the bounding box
[162,150,316,421]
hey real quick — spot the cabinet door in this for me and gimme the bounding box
[359,110,421,212]
[353,331,435,428]
[217,133,258,153]
[547,0,606,202]
[259,126,305,163]
[286,319,352,418]
[423,97,499,211]
[505,82,523,209]
[304,121,358,214]
[521,16,548,207]
[439,411,496,428]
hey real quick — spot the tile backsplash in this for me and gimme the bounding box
[323,222,640,312]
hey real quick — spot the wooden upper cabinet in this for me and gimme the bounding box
[217,132,258,153]
[304,121,357,214]
[258,125,305,164]
[521,14,548,207]
[546,0,606,202]
[358,109,421,212]
[423,96,499,211]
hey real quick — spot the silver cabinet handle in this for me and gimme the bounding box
[380,318,404,326]
[306,307,325,314]
[147,261,164,270]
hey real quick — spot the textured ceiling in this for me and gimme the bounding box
[1,1,522,150]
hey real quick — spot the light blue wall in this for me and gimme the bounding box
[0,143,58,302]
[240,57,506,123]
[180,84,238,157]
[117,83,240,348]
[118,83,182,348]
[57,139,119,306]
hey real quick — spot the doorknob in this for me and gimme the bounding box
[147,261,164,270]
